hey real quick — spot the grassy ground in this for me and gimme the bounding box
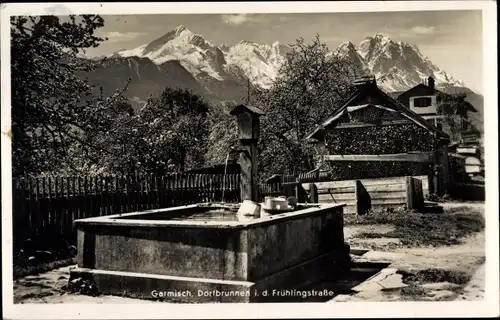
[13,257,77,280]
[396,267,477,301]
[398,268,472,285]
[343,203,486,301]
[344,206,484,247]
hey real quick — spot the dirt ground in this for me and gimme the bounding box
[346,225,485,275]
[13,202,486,304]
[339,202,486,302]
[13,266,155,304]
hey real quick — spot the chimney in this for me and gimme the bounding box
[428,76,435,89]
[353,75,377,89]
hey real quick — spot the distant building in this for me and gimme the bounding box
[392,76,483,177]
[393,76,477,138]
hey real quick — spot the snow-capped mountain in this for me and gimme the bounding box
[333,41,368,74]
[222,40,293,88]
[116,25,231,81]
[110,26,466,94]
[112,25,292,90]
[350,33,465,92]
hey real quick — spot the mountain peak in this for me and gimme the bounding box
[335,41,357,57]
[338,41,355,49]
[173,24,187,34]
[372,32,391,40]
[218,44,230,52]
[239,40,256,45]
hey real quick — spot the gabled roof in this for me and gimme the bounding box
[304,82,450,141]
[379,90,450,138]
[398,83,478,113]
[229,104,265,116]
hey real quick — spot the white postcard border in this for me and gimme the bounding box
[1,1,498,319]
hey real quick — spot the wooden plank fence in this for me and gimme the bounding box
[12,173,240,247]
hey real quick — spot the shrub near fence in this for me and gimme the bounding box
[12,173,240,251]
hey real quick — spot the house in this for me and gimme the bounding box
[393,76,479,141]
[304,75,452,195]
[392,76,482,177]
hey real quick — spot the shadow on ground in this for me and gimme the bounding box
[260,261,391,303]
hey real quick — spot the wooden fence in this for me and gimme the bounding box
[259,172,324,202]
[12,173,240,247]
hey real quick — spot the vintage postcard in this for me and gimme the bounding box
[1,1,498,319]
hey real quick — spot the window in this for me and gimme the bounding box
[413,97,432,108]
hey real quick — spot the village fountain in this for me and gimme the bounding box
[69,104,351,303]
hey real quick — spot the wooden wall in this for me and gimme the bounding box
[302,175,429,213]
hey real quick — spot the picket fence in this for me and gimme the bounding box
[12,171,327,251]
[12,173,240,246]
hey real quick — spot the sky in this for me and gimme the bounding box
[83,10,483,93]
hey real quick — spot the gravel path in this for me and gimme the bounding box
[454,263,485,301]
[440,202,485,210]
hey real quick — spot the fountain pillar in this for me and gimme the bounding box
[230,104,265,202]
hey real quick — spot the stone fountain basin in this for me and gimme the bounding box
[71,202,350,302]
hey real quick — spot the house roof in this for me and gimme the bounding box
[401,83,477,113]
[229,104,266,116]
[304,82,450,141]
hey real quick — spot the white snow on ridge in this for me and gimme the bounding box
[224,41,289,88]
[115,27,225,80]
[117,44,147,57]
[111,26,467,92]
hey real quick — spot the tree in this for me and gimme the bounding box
[253,35,362,178]
[73,99,138,175]
[138,88,211,174]
[205,101,239,167]
[10,15,130,177]
[437,91,474,143]
[72,87,211,176]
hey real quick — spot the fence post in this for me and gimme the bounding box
[66,176,72,238]
[34,177,41,236]
[406,176,414,211]
[25,176,33,237]
[77,177,83,219]
[99,176,105,215]
[355,180,371,215]
[309,183,318,203]
[294,177,299,199]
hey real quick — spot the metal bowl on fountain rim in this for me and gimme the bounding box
[263,196,292,213]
